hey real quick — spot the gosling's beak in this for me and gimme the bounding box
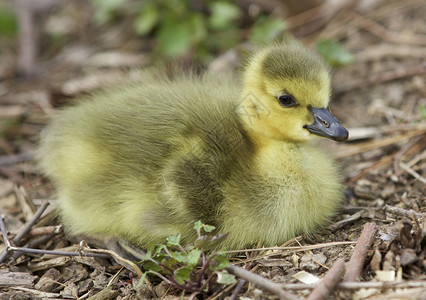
[304,107,349,142]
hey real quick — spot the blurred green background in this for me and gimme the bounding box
[0,0,353,69]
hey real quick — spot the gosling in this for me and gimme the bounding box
[38,41,348,250]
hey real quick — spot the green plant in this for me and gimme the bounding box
[138,221,235,295]
[249,16,287,43]
[0,5,17,37]
[418,104,426,119]
[316,39,354,67]
[90,0,288,61]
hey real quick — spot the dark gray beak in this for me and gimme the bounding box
[304,107,349,142]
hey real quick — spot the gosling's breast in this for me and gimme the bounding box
[218,141,342,248]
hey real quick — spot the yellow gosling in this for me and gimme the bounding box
[38,41,348,250]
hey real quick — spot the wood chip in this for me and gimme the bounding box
[28,256,72,272]
[11,286,60,298]
[0,271,37,288]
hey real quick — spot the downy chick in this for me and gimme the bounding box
[38,41,348,250]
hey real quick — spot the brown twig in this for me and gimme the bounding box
[344,222,378,282]
[335,63,426,94]
[0,201,49,263]
[347,153,396,183]
[355,44,426,61]
[329,211,362,231]
[307,258,346,300]
[230,241,356,266]
[0,215,110,261]
[27,225,63,237]
[14,184,37,221]
[0,152,34,166]
[347,11,426,46]
[82,246,143,278]
[226,241,356,255]
[226,264,300,300]
[0,167,25,184]
[16,0,37,76]
[11,201,49,245]
[229,279,246,300]
[15,0,56,76]
[334,129,426,159]
[393,135,425,174]
[11,234,55,260]
[309,0,425,43]
[289,0,356,38]
[280,280,426,290]
[399,162,426,184]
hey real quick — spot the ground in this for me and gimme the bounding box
[0,0,425,299]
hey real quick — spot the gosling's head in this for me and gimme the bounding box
[239,42,348,143]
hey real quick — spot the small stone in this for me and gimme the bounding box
[300,253,327,271]
[400,249,418,266]
[354,184,375,200]
[380,184,395,199]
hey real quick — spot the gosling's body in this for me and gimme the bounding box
[38,42,347,250]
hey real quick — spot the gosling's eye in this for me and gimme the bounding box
[277,95,297,108]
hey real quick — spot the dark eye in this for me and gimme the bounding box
[278,95,297,107]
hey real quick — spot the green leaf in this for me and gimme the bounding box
[151,244,165,257]
[0,6,17,37]
[250,16,287,43]
[175,267,193,285]
[193,220,204,230]
[216,271,236,284]
[144,251,152,260]
[170,251,187,264]
[316,39,354,67]
[188,13,207,43]
[91,0,127,24]
[194,233,228,250]
[134,272,147,289]
[142,259,162,273]
[187,249,201,266]
[418,105,426,118]
[167,233,181,246]
[203,224,216,233]
[161,257,179,274]
[157,19,193,57]
[210,254,230,271]
[134,4,158,35]
[209,1,241,30]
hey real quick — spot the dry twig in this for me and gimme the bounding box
[0,152,34,166]
[384,205,425,220]
[227,264,299,300]
[226,241,356,255]
[229,279,247,300]
[280,280,426,291]
[399,162,426,184]
[347,11,426,46]
[334,129,426,159]
[0,201,49,263]
[307,258,346,300]
[329,211,362,231]
[335,63,426,94]
[344,222,378,282]
[393,134,425,174]
[81,246,143,278]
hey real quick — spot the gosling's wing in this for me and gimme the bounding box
[37,73,248,199]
